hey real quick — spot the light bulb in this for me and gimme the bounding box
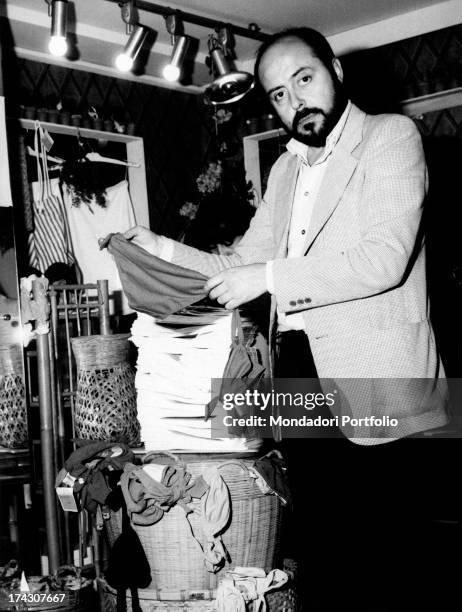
[163,64,181,82]
[115,26,148,73]
[115,53,134,72]
[48,35,68,57]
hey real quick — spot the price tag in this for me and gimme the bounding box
[56,487,78,512]
[61,472,76,487]
[41,129,54,152]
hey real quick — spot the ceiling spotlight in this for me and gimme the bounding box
[115,25,149,72]
[47,0,68,57]
[205,30,254,105]
[163,35,189,82]
[162,13,188,82]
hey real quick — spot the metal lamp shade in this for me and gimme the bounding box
[205,48,254,105]
[123,25,149,62]
[50,0,68,39]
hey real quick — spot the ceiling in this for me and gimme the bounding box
[153,0,446,35]
[1,0,461,93]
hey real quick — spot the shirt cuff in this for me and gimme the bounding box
[266,260,275,294]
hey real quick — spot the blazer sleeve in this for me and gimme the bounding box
[168,165,277,277]
[271,115,428,313]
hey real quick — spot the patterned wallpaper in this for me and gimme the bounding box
[342,23,462,113]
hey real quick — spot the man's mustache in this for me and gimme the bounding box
[292,107,325,131]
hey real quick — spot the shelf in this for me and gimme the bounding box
[243,127,285,143]
[16,117,150,228]
[19,118,142,143]
[401,87,462,118]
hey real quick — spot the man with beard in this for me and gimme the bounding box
[125,28,449,609]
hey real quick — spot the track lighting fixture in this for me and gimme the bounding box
[205,28,254,105]
[162,14,189,82]
[44,0,266,89]
[115,25,149,72]
[47,0,68,57]
[115,1,149,72]
[163,35,189,82]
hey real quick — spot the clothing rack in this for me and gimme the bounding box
[19,118,150,228]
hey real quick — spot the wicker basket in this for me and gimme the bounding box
[98,564,299,612]
[70,334,140,446]
[0,345,28,449]
[105,453,284,596]
[98,580,216,612]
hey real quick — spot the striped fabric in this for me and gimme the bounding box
[28,123,74,272]
[18,134,34,233]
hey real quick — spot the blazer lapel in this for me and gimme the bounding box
[268,154,299,382]
[273,155,300,259]
[303,104,366,254]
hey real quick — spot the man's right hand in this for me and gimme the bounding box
[123,226,161,255]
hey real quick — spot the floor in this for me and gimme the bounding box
[276,437,462,612]
[300,519,462,611]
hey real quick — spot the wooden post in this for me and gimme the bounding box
[98,279,111,335]
[32,279,60,573]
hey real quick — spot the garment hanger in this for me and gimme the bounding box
[73,128,140,167]
[75,128,90,157]
[85,152,140,168]
[27,145,65,165]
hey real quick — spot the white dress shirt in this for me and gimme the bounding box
[267,101,352,331]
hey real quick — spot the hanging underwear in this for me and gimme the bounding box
[101,233,208,319]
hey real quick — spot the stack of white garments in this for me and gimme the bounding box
[131,306,261,453]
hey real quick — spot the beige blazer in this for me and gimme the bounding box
[169,104,449,442]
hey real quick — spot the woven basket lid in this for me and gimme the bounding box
[71,333,131,369]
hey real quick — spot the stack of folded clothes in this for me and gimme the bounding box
[131,305,261,452]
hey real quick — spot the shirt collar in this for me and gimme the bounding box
[286,100,352,165]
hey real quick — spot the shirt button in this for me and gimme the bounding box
[289,300,297,307]
[304,191,309,196]
[305,298,312,303]
[301,229,306,235]
[297,299,304,304]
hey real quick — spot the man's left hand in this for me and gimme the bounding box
[204,264,267,310]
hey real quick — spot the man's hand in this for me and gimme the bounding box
[123,226,161,255]
[204,264,267,310]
